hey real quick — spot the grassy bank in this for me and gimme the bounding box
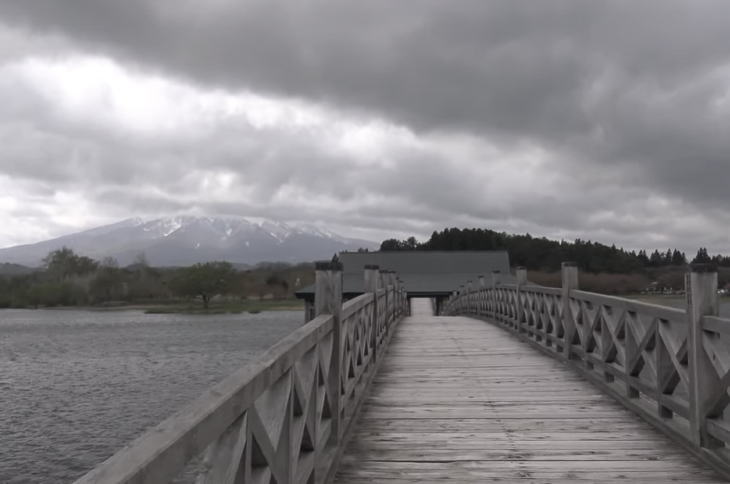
[624,294,730,311]
[143,298,304,314]
[625,294,685,308]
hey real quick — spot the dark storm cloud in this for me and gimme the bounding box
[2,1,729,205]
[0,1,729,250]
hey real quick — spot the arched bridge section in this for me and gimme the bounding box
[73,261,730,483]
[334,298,726,482]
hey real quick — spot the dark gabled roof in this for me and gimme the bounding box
[296,250,513,299]
[339,250,510,275]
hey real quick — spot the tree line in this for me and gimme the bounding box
[381,228,729,273]
[0,248,313,309]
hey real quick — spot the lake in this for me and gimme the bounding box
[3,299,729,483]
[0,309,302,484]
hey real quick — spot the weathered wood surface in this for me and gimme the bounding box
[445,264,730,476]
[73,264,409,484]
[334,299,726,483]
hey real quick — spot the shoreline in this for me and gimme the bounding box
[0,299,305,314]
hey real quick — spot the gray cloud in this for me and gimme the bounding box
[0,1,729,253]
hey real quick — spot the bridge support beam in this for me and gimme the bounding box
[687,263,722,449]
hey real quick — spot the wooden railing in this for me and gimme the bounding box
[74,262,407,484]
[443,263,730,476]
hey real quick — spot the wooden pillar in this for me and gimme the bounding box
[315,260,343,443]
[401,278,408,315]
[400,280,411,317]
[364,264,380,363]
[458,284,465,313]
[491,270,500,320]
[379,269,390,329]
[687,263,722,448]
[304,299,314,323]
[396,276,404,316]
[515,267,527,333]
[561,262,579,359]
[478,275,486,315]
[466,280,473,314]
[393,274,398,315]
[388,271,397,320]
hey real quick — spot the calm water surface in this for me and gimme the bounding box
[0,309,302,484]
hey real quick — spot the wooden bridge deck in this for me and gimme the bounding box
[334,299,726,483]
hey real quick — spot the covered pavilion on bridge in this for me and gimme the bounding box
[296,250,515,319]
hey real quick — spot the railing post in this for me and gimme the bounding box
[491,271,500,320]
[561,262,579,359]
[379,269,389,329]
[388,272,395,320]
[687,263,722,448]
[459,284,465,313]
[466,280,473,314]
[478,275,486,315]
[399,278,408,315]
[364,265,380,363]
[315,260,343,443]
[397,276,405,316]
[516,267,527,334]
[388,271,397,321]
[304,299,314,323]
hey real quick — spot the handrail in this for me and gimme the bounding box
[74,269,409,484]
[342,292,373,320]
[572,289,685,320]
[443,268,730,477]
[75,314,335,484]
[704,315,730,336]
[699,314,730,449]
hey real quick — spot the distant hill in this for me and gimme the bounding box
[0,216,377,267]
[0,262,34,276]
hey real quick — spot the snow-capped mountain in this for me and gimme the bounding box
[0,216,378,267]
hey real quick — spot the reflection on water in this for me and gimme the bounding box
[0,309,302,484]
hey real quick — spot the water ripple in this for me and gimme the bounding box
[0,308,302,483]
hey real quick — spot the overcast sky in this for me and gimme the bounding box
[1,1,729,253]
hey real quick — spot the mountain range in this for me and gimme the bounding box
[0,216,377,267]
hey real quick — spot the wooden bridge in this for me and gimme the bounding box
[74,261,730,483]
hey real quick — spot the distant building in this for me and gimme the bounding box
[296,250,513,319]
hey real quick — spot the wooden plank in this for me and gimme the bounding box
[333,299,726,483]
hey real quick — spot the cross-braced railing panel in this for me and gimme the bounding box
[521,286,563,346]
[75,314,338,484]
[700,315,730,449]
[444,274,730,476]
[376,289,387,347]
[569,291,691,422]
[75,273,408,484]
[340,294,376,422]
